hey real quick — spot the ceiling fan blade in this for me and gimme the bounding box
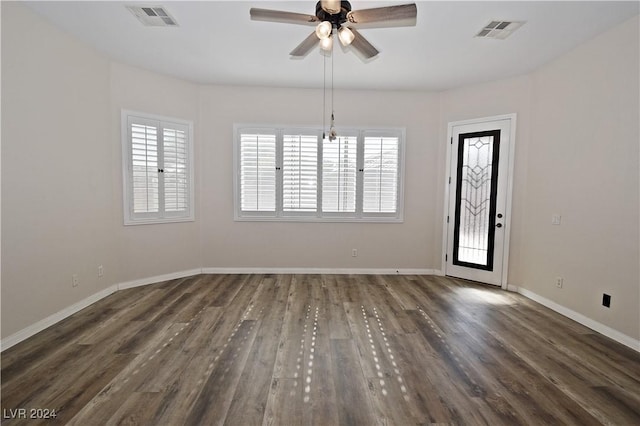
[250,8,319,26]
[290,31,320,57]
[349,28,379,59]
[346,4,417,28]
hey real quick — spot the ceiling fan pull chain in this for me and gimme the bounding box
[322,52,327,139]
[329,41,337,141]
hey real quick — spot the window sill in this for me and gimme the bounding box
[234,215,403,224]
[124,216,195,226]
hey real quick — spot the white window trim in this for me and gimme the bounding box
[122,110,195,225]
[233,124,405,223]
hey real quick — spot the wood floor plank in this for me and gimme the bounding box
[261,378,304,426]
[399,275,468,335]
[187,274,263,354]
[2,273,639,426]
[321,275,352,339]
[65,324,189,424]
[358,275,418,335]
[590,385,640,424]
[270,275,312,380]
[412,308,488,399]
[1,306,117,384]
[224,275,291,425]
[509,305,640,389]
[207,274,252,307]
[410,310,529,425]
[448,323,602,425]
[115,292,193,355]
[184,319,259,425]
[330,338,379,425]
[128,277,194,321]
[183,275,277,424]
[138,352,218,425]
[105,392,167,426]
[303,340,340,425]
[342,301,379,379]
[40,352,136,425]
[392,332,466,424]
[302,275,340,425]
[180,306,224,353]
[380,274,420,310]
[494,305,640,393]
[76,289,165,346]
[264,274,340,425]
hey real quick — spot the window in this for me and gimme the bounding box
[322,134,358,213]
[234,125,404,222]
[363,133,400,213]
[122,110,194,225]
[283,133,318,212]
[239,130,276,214]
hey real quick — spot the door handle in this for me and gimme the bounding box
[496,223,503,228]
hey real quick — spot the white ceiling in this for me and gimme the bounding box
[24,1,639,91]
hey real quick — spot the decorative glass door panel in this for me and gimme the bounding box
[453,130,500,270]
[444,116,515,287]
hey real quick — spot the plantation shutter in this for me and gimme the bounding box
[240,132,277,212]
[363,134,399,213]
[162,124,189,214]
[130,120,159,214]
[124,111,193,225]
[283,133,318,212]
[234,125,403,222]
[322,135,358,213]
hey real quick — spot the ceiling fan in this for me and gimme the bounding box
[250,1,417,59]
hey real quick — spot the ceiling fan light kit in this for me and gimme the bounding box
[249,1,417,142]
[320,35,334,51]
[250,1,417,59]
[315,20,333,39]
[338,26,355,46]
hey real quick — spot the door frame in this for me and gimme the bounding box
[441,114,517,289]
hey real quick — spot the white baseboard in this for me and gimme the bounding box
[506,283,520,292]
[515,287,639,352]
[1,285,118,351]
[201,267,435,275]
[117,268,203,290]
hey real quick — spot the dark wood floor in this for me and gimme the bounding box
[2,274,639,425]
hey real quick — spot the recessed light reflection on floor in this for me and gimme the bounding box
[360,306,410,400]
[294,305,319,404]
[455,287,515,305]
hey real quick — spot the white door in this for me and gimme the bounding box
[443,115,516,287]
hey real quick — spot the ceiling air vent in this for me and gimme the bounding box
[475,20,524,39]
[126,5,178,27]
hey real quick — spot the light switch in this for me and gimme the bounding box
[552,214,562,225]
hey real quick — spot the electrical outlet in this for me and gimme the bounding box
[555,277,563,288]
[352,249,358,257]
[98,265,104,277]
[72,274,79,287]
[552,214,562,225]
[602,293,611,308]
